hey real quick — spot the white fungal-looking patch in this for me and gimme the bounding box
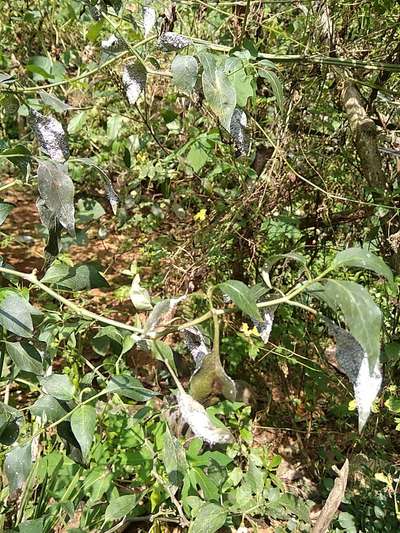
[183,326,209,371]
[158,32,192,52]
[177,391,234,445]
[229,108,249,156]
[30,109,69,162]
[101,34,127,54]
[252,306,275,343]
[326,318,382,431]
[122,62,147,105]
[143,6,156,37]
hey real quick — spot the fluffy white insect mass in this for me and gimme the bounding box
[177,391,234,445]
[30,109,69,162]
[158,32,192,52]
[122,62,147,105]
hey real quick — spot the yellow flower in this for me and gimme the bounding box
[240,323,259,337]
[194,208,207,222]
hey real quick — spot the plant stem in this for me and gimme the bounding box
[0,266,142,333]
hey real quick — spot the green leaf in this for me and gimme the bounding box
[70,405,96,462]
[75,197,106,224]
[152,340,177,372]
[0,403,22,445]
[30,395,68,422]
[40,374,75,401]
[200,53,236,131]
[332,247,394,286]
[5,341,43,375]
[92,326,123,356]
[224,56,254,107]
[107,114,124,142]
[67,111,87,134]
[0,202,14,225]
[0,144,31,174]
[18,518,45,533]
[41,261,108,291]
[171,55,198,92]
[189,503,227,533]
[0,289,38,337]
[309,280,382,370]
[106,374,157,401]
[4,443,32,494]
[39,90,73,113]
[105,494,138,522]
[37,160,75,236]
[219,280,261,320]
[257,68,283,113]
[162,425,187,489]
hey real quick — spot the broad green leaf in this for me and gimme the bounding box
[152,340,177,372]
[0,144,31,174]
[162,425,187,490]
[0,403,22,445]
[189,503,227,533]
[70,405,96,462]
[107,114,124,141]
[308,280,382,370]
[0,289,38,337]
[39,90,73,112]
[92,326,123,356]
[30,395,68,423]
[18,518,44,533]
[245,456,265,495]
[171,55,198,92]
[37,160,75,236]
[332,247,394,286]
[0,202,14,225]
[219,280,261,320]
[75,197,105,224]
[189,351,236,404]
[41,374,75,401]
[67,111,87,134]
[41,261,108,291]
[4,443,32,494]
[5,341,43,375]
[224,56,254,107]
[105,494,138,522]
[201,53,236,131]
[106,375,157,401]
[257,68,283,113]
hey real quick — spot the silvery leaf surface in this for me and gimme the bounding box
[326,318,382,431]
[122,62,147,105]
[101,34,127,54]
[143,6,156,37]
[177,391,233,445]
[230,108,249,156]
[37,160,75,236]
[252,306,275,344]
[30,109,69,162]
[158,32,191,52]
[183,326,210,370]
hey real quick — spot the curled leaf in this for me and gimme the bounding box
[189,353,236,405]
[122,62,147,105]
[183,326,209,370]
[30,109,69,162]
[326,319,382,431]
[101,34,127,54]
[177,391,234,445]
[143,6,156,37]
[144,296,186,337]
[230,108,249,156]
[252,306,275,344]
[130,274,152,311]
[158,32,192,52]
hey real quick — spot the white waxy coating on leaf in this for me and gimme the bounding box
[122,62,147,105]
[326,319,382,431]
[229,108,249,156]
[143,6,156,37]
[158,32,192,52]
[183,326,209,370]
[101,34,127,54]
[30,109,69,162]
[177,391,234,445]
